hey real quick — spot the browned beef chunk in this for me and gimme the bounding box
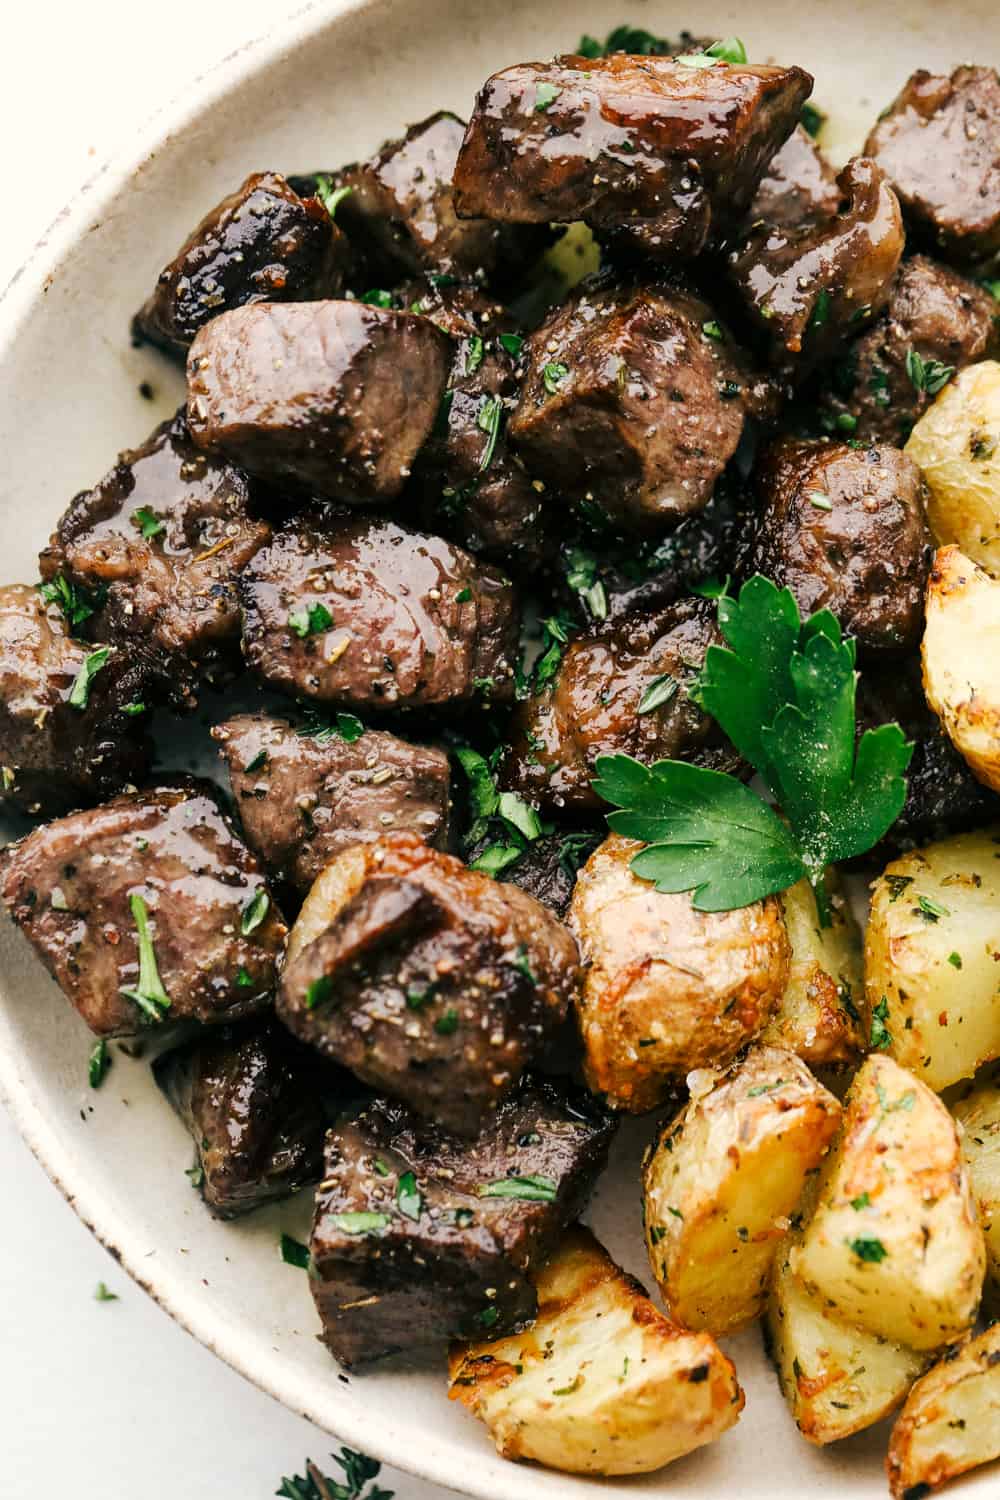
[239,512,519,711]
[39,410,271,702]
[507,277,774,534]
[278,833,579,1136]
[453,55,811,263]
[0,584,152,815]
[213,713,451,890]
[727,157,903,379]
[0,781,285,1038]
[500,598,736,813]
[749,439,931,654]
[133,172,347,359]
[186,301,452,505]
[308,1078,615,1365]
[154,1020,344,1218]
[865,66,1000,270]
[745,124,840,232]
[819,256,1000,444]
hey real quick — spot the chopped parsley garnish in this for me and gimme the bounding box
[578,25,671,56]
[906,348,955,396]
[119,893,171,1021]
[499,332,524,358]
[836,412,858,432]
[534,81,561,112]
[807,490,833,512]
[244,748,268,774]
[884,874,913,902]
[915,894,949,922]
[497,792,542,842]
[241,888,270,936]
[565,548,608,621]
[557,832,599,880]
[68,646,114,711]
[38,573,105,628]
[121,701,146,716]
[534,612,575,692]
[702,320,723,341]
[747,1080,785,1097]
[469,844,522,877]
[455,586,472,603]
[542,361,569,395]
[677,37,748,68]
[637,673,678,716]
[88,1038,110,1090]
[513,944,538,985]
[691,575,731,601]
[477,395,502,472]
[848,1235,888,1263]
[948,951,963,969]
[313,175,353,219]
[280,1234,311,1270]
[131,506,165,539]
[288,601,333,638]
[809,288,831,331]
[331,1212,391,1237]
[477,1174,557,1202]
[478,1306,499,1328]
[277,1447,391,1500]
[464,335,485,374]
[553,1375,583,1396]
[851,1192,872,1211]
[185,1164,205,1188]
[236,966,255,988]
[306,975,334,1010]
[94,1281,118,1302]
[397,1171,422,1222]
[801,101,826,137]
[361,288,394,307]
[297,710,365,744]
[869,995,893,1052]
[434,1008,459,1035]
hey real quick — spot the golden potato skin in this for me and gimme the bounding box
[793,1055,986,1352]
[760,876,864,1067]
[448,1226,743,1476]
[952,1077,1000,1295]
[886,1324,1000,1500]
[568,834,790,1112]
[906,360,1000,577]
[864,831,1000,1092]
[922,545,1000,792]
[643,1046,841,1336]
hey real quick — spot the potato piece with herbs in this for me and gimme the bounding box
[643,1046,841,1335]
[759,876,864,1067]
[886,1324,1000,1500]
[922,545,1000,792]
[793,1054,985,1351]
[448,1226,743,1476]
[567,834,790,1113]
[906,360,1000,577]
[864,830,1000,1091]
[952,1078,1000,1294]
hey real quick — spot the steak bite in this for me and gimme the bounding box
[154,1020,343,1218]
[39,410,271,700]
[865,66,1000,269]
[745,124,841,233]
[749,439,932,655]
[0,781,285,1038]
[278,833,580,1136]
[133,171,347,359]
[239,512,519,711]
[308,1079,615,1366]
[186,301,452,505]
[452,55,812,263]
[508,278,774,533]
[0,584,152,815]
[213,712,451,891]
[727,157,904,379]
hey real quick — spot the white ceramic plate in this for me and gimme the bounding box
[1,3,997,1497]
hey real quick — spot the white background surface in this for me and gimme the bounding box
[0,4,442,1495]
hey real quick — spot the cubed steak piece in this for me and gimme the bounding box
[186,301,452,505]
[820,255,1000,444]
[154,1019,347,1218]
[500,598,737,813]
[308,1078,615,1366]
[0,781,285,1037]
[749,439,931,655]
[0,584,152,815]
[213,712,451,891]
[508,277,774,532]
[727,157,904,378]
[278,833,580,1136]
[453,55,811,263]
[39,410,271,701]
[745,124,841,232]
[239,512,519,711]
[866,66,1000,269]
[133,171,348,359]
[464,831,603,921]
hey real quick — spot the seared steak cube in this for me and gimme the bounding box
[508,278,774,533]
[865,66,1000,269]
[213,713,451,890]
[154,1020,344,1218]
[239,513,519,711]
[39,410,271,701]
[0,781,285,1037]
[453,55,811,263]
[727,157,903,379]
[464,832,602,922]
[308,1079,615,1366]
[186,301,452,505]
[749,439,931,655]
[133,171,347,359]
[0,584,152,815]
[745,124,840,232]
[278,833,580,1136]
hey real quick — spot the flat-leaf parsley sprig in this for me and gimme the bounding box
[592,575,912,920]
[277,1446,394,1500]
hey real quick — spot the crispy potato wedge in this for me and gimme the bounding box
[864,831,1000,1092]
[906,360,1000,577]
[793,1055,985,1351]
[887,1324,1000,1499]
[952,1079,1000,1295]
[760,876,864,1067]
[448,1225,743,1476]
[922,545,1000,792]
[642,1046,841,1335]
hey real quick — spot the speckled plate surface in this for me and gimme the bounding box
[1,3,997,1496]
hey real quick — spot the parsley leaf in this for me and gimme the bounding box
[477,1174,557,1202]
[397,1171,422,1222]
[296,710,365,744]
[905,348,955,396]
[801,101,826,137]
[677,37,748,68]
[241,888,270,936]
[565,548,608,621]
[88,1038,111,1089]
[848,1236,888,1263]
[119,893,171,1021]
[542,361,569,395]
[313,176,353,219]
[68,646,114,711]
[870,995,893,1051]
[637,673,678,716]
[131,506,165,539]
[277,1448,392,1500]
[280,1234,311,1269]
[477,395,502,472]
[535,81,561,112]
[288,601,333,638]
[39,573,106,628]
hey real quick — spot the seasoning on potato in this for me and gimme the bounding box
[906,359,1000,576]
[922,544,1000,793]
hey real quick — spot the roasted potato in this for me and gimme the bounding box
[906,360,1000,577]
[922,545,1000,792]
[886,1324,1000,1499]
[448,1225,743,1476]
[568,834,790,1112]
[760,876,864,1067]
[642,1046,841,1336]
[864,830,1000,1092]
[952,1078,1000,1294]
[793,1054,985,1351]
